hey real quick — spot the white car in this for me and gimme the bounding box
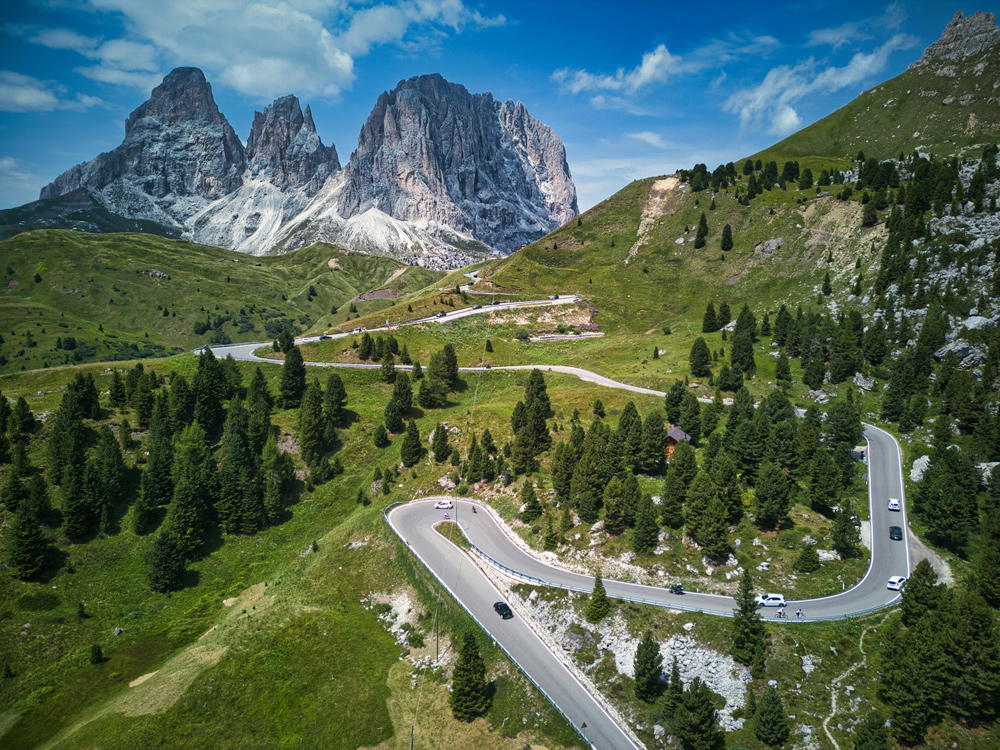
[755,593,786,607]
[887,498,901,511]
[434,500,454,510]
[887,576,906,591]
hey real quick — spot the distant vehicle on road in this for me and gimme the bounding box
[472,304,482,309]
[887,498,901,511]
[494,601,514,620]
[889,525,903,541]
[550,294,559,299]
[755,593,786,607]
[434,500,453,509]
[435,311,446,318]
[319,335,331,340]
[887,576,906,591]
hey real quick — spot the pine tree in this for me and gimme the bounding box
[449,632,490,721]
[543,513,558,551]
[721,224,733,251]
[148,528,186,593]
[702,302,719,333]
[753,685,790,745]
[822,271,833,296]
[298,379,326,466]
[634,630,664,702]
[717,301,731,328]
[602,476,626,535]
[775,351,791,382]
[109,369,126,409]
[700,497,731,562]
[9,504,50,579]
[586,570,611,623]
[632,493,660,554]
[380,351,396,383]
[383,398,404,433]
[660,656,683,720]
[731,330,755,376]
[278,346,307,409]
[392,371,412,412]
[400,419,422,467]
[640,411,667,474]
[689,337,712,377]
[810,448,841,510]
[731,567,770,677]
[853,710,890,750]
[373,424,390,448]
[520,480,542,522]
[578,491,599,524]
[794,544,821,572]
[755,462,791,529]
[674,677,725,750]
[324,372,348,424]
[432,422,450,462]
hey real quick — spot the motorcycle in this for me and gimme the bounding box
[669,584,684,595]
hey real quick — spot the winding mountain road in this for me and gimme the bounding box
[210,313,912,750]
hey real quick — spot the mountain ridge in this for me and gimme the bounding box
[29,70,577,269]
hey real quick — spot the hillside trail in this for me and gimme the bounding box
[821,613,891,750]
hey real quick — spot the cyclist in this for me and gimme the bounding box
[796,609,803,619]
[777,608,786,619]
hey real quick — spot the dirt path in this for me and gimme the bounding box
[821,614,890,750]
[906,528,954,584]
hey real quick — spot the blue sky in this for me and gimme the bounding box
[0,1,993,211]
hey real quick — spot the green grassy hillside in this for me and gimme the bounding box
[0,231,444,373]
[755,44,1000,164]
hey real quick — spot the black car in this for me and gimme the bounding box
[493,601,513,620]
[889,525,903,541]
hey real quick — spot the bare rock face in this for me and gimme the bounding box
[246,96,339,194]
[41,68,246,219]
[33,68,577,265]
[337,74,578,253]
[911,11,1000,67]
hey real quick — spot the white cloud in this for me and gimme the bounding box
[28,27,101,52]
[553,44,683,96]
[626,131,669,149]
[553,30,778,111]
[769,105,802,135]
[806,22,870,49]
[723,33,919,135]
[0,70,105,112]
[55,0,504,100]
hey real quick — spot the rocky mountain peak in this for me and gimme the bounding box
[912,10,1000,66]
[246,94,339,192]
[124,67,225,134]
[40,66,246,208]
[339,72,577,253]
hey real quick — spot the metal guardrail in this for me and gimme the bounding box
[382,503,602,750]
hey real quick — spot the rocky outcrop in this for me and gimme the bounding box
[245,96,339,194]
[337,74,577,254]
[911,11,1000,67]
[41,68,245,220]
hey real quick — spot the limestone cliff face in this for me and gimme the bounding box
[35,68,577,265]
[40,68,246,218]
[911,10,1000,66]
[337,74,578,253]
[245,96,339,194]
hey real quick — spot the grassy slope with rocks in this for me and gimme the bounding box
[755,37,1000,164]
